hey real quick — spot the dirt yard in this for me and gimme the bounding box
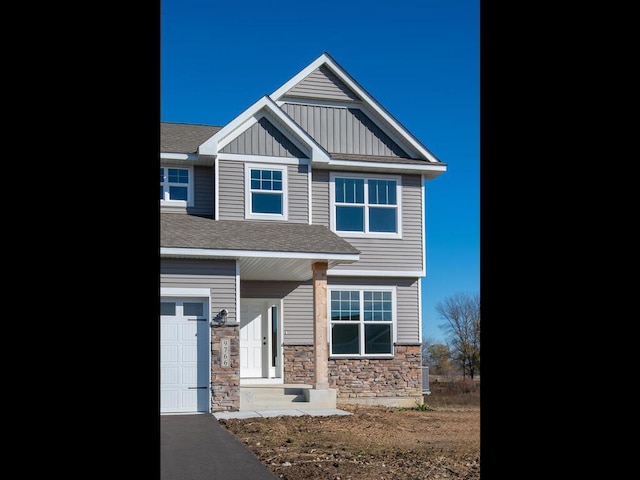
[219,380,480,479]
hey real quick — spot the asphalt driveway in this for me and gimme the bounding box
[161,414,277,480]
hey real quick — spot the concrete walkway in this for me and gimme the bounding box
[213,407,353,420]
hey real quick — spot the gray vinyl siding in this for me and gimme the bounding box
[218,160,309,223]
[328,277,420,344]
[312,170,329,226]
[282,103,409,157]
[285,65,360,102]
[290,163,309,223]
[218,160,244,220]
[221,117,307,158]
[160,259,238,323]
[188,165,214,216]
[317,173,423,272]
[241,281,314,345]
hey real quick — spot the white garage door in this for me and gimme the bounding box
[160,298,209,413]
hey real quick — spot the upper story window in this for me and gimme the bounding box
[160,166,194,206]
[330,173,402,238]
[329,287,396,357]
[245,164,288,220]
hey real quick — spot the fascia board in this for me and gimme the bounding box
[323,159,447,176]
[271,52,441,164]
[160,247,359,262]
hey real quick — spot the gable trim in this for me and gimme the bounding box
[199,96,330,163]
[270,53,442,164]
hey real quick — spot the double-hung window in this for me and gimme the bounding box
[160,166,194,206]
[245,164,288,220]
[330,173,401,238]
[329,287,396,357]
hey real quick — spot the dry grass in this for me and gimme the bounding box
[221,376,480,480]
[424,376,480,408]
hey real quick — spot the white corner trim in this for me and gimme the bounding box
[308,165,313,224]
[235,260,240,325]
[421,175,426,274]
[418,278,423,341]
[214,157,219,220]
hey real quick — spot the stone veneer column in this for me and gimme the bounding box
[312,261,329,390]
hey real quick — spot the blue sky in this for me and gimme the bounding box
[161,0,479,344]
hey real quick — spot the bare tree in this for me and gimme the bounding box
[435,292,480,379]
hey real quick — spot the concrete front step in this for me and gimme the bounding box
[240,384,336,411]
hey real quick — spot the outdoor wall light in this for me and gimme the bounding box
[218,308,228,325]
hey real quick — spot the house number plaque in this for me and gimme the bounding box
[220,338,231,367]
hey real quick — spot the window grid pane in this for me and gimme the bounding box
[252,169,282,192]
[335,177,397,233]
[183,302,203,316]
[331,290,360,321]
[363,290,392,321]
[331,289,393,356]
[168,168,189,184]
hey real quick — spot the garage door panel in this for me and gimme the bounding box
[181,345,198,362]
[181,366,198,384]
[181,390,198,410]
[161,390,179,410]
[161,323,178,341]
[161,366,179,384]
[161,345,179,363]
[181,322,197,339]
[160,298,209,413]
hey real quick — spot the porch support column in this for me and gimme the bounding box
[312,261,329,390]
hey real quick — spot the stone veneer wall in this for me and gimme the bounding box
[210,325,240,411]
[283,345,315,383]
[283,344,423,406]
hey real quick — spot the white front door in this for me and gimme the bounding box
[160,298,209,413]
[240,299,282,380]
[240,301,264,378]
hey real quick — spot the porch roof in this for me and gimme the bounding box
[160,214,360,280]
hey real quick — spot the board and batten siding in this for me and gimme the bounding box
[218,159,309,223]
[328,277,420,344]
[220,117,307,158]
[313,172,424,272]
[160,259,237,323]
[241,280,314,345]
[284,65,360,102]
[282,103,409,157]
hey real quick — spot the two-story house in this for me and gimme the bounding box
[160,52,447,413]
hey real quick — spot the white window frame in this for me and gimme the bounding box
[327,285,397,358]
[329,172,402,239]
[244,163,288,221]
[160,165,195,207]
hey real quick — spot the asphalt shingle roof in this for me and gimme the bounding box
[161,123,222,154]
[160,214,360,256]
